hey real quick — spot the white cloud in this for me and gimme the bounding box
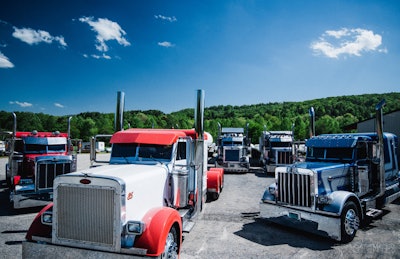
[54,103,64,108]
[158,41,175,48]
[10,101,33,107]
[154,14,177,22]
[0,52,14,68]
[79,16,130,52]
[12,27,67,47]
[310,28,386,58]
[91,53,111,59]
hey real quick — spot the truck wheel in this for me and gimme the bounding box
[207,192,219,201]
[160,226,179,259]
[340,201,360,243]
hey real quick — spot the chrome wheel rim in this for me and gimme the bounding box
[162,231,178,259]
[344,208,359,236]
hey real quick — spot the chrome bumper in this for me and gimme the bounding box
[259,201,341,241]
[218,162,249,173]
[23,240,148,259]
[11,191,52,209]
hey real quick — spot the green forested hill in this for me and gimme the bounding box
[1,92,399,143]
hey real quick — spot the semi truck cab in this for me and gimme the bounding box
[260,100,400,243]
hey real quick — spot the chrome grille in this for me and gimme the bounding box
[276,150,293,165]
[278,171,312,207]
[224,149,240,162]
[55,185,117,248]
[36,161,72,189]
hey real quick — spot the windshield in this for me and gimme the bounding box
[269,142,292,148]
[111,143,173,163]
[25,144,66,154]
[222,141,243,146]
[306,147,354,162]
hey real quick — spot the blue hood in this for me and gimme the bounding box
[293,161,350,171]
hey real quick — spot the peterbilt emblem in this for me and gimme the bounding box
[127,192,133,200]
[80,179,91,184]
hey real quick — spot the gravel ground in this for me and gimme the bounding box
[1,154,400,259]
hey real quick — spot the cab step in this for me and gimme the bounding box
[182,220,195,233]
[179,209,195,232]
[366,208,383,218]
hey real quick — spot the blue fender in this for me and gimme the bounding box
[322,191,362,215]
[261,183,277,202]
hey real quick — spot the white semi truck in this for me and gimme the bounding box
[23,90,224,258]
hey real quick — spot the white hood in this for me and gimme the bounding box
[59,163,170,221]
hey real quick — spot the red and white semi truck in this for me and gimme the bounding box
[3,113,76,209]
[23,90,224,258]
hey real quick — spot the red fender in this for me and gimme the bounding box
[209,167,224,190]
[207,168,224,193]
[25,203,53,241]
[135,207,182,256]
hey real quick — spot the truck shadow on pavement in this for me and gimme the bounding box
[234,217,336,251]
[0,180,43,216]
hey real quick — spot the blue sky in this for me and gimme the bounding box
[0,0,399,116]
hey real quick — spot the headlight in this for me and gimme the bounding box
[41,211,53,225]
[317,195,332,205]
[268,186,276,194]
[126,221,144,235]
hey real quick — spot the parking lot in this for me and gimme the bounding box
[1,154,400,258]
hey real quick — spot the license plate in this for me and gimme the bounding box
[288,211,300,221]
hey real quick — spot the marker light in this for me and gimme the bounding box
[126,221,144,235]
[41,211,53,225]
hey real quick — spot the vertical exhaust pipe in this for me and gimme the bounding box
[194,89,205,214]
[245,123,249,146]
[115,91,125,132]
[67,117,72,137]
[67,116,72,154]
[309,107,315,138]
[375,99,386,198]
[195,89,205,139]
[12,112,17,137]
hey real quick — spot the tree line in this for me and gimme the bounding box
[0,92,399,144]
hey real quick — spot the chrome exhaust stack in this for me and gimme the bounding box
[375,99,386,198]
[67,117,72,137]
[12,112,17,138]
[115,91,125,132]
[309,107,315,138]
[195,89,205,139]
[194,89,205,214]
[67,116,72,154]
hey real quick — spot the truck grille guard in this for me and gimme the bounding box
[276,166,315,208]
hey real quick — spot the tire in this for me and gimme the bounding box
[160,226,179,259]
[340,201,360,243]
[207,192,219,201]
